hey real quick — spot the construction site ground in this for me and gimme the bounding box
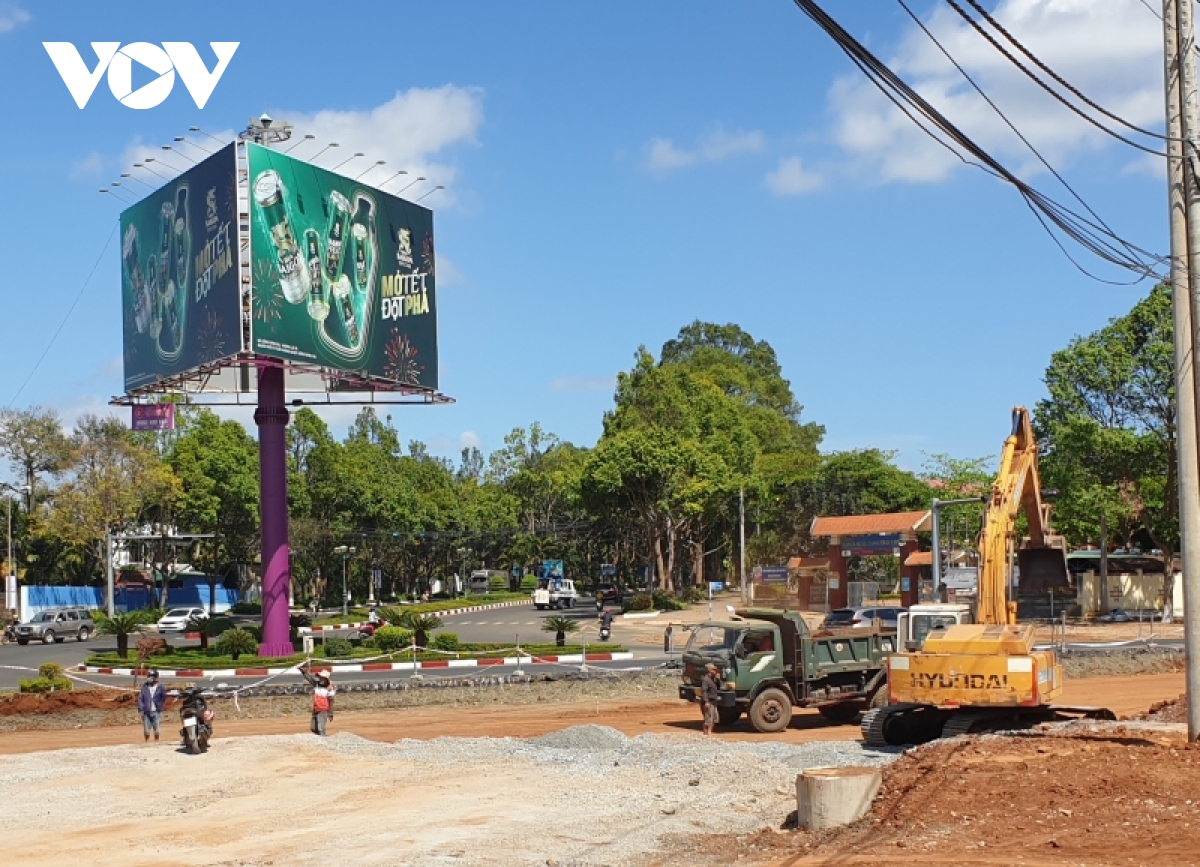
[0,653,1191,866]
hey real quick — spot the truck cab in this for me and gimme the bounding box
[532,577,578,610]
[897,603,973,651]
[678,608,895,732]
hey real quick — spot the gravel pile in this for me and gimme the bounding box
[304,726,901,866]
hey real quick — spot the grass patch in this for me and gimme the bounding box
[84,641,626,670]
[311,593,531,626]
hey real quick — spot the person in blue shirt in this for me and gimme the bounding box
[137,669,166,743]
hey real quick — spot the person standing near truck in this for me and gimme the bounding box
[701,663,721,736]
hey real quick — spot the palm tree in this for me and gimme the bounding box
[541,615,579,647]
[397,610,443,649]
[187,615,228,651]
[97,611,152,658]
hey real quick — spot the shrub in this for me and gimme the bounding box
[39,662,65,680]
[520,574,537,590]
[677,585,704,604]
[489,576,508,591]
[19,676,72,693]
[651,589,687,611]
[430,632,460,651]
[245,624,264,643]
[395,611,443,648]
[289,613,312,641]
[373,626,413,652]
[321,636,354,658]
[214,628,259,661]
[231,601,262,615]
[627,593,653,612]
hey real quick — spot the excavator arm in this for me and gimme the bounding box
[976,407,1069,625]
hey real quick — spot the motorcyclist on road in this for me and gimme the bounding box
[600,609,614,631]
[368,605,381,626]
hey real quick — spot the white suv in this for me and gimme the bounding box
[157,607,207,633]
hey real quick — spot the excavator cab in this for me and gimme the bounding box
[1018,542,1071,593]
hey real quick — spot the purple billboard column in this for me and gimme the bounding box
[255,363,293,656]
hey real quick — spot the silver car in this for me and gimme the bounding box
[821,607,901,630]
[15,608,95,645]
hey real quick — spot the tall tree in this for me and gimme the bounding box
[1036,284,1177,612]
[39,414,179,579]
[0,407,71,511]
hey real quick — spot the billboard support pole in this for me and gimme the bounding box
[255,363,293,656]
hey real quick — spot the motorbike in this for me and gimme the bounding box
[358,618,386,639]
[1,622,16,644]
[176,686,215,754]
[598,625,611,642]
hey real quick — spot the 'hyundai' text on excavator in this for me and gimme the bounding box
[862,407,1115,746]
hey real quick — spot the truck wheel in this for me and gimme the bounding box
[42,631,55,645]
[749,688,793,733]
[717,706,743,727]
[817,703,861,724]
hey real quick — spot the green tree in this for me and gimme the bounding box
[169,409,260,574]
[97,610,152,659]
[0,406,71,512]
[584,349,757,590]
[1036,284,1177,612]
[540,614,579,647]
[39,414,180,580]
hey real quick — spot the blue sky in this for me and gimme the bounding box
[0,0,1169,471]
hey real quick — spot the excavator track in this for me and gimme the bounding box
[861,707,888,747]
[939,714,979,739]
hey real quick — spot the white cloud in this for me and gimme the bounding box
[547,375,617,392]
[69,152,104,181]
[281,86,484,203]
[436,254,465,286]
[645,127,764,172]
[764,156,822,195]
[826,0,1163,183]
[459,430,482,450]
[120,130,236,186]
[0,4,30,33]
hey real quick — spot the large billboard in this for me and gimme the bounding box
[120,143,241,391]
[245,142,439,389]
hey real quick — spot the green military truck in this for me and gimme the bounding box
[678,607,895,732]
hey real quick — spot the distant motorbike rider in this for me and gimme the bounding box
[600,609,614,630]
[368,606,381,627]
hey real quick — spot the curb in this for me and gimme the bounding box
[76,652,634,678]
[301,600,531,633]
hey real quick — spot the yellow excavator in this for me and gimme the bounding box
[862,407,1115,745]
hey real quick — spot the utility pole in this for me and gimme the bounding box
[1163,0,1200,742]
[739,487,747,605]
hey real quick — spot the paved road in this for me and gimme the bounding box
[0,632,203,690]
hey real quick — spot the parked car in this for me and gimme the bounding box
[14,608,95,645]
[157,607,208,633]
[821,606,901,630]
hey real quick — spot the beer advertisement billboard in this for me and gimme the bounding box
[245,142,439,390]
[120,143,241,391]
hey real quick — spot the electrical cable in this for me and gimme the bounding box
[958,0,1173,144]
[791,0,1166,283]
[7,222,119,408]
[897,0,1152,285]
[942,0,1167,157]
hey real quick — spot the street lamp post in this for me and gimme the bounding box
[457,547,469,598]
[333,545,356,617]
[3,484,30,616]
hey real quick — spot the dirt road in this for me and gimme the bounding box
[0,670,1180,756]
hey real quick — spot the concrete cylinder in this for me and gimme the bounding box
[796,766,882,832]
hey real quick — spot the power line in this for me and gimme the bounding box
[897,0,1152,285]
[791,0,1165,283]
[8,222,118,408]
[955,0,1170,146]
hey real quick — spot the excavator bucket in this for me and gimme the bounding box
[1018,545,1071,593]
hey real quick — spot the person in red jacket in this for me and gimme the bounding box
[300,661,336,736]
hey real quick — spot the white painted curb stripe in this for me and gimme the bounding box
[77,652,634,678]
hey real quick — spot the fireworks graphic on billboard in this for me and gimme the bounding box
[422,233,435,276]
[252,260,283,323]
[383,332,423,384]
[196,310,227,362]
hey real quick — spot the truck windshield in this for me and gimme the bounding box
[685,626,739,653]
